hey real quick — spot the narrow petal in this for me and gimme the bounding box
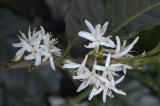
[105,53,111,67]
[95,24,101,36]
[94,65,106,71]
[122,40,127,49]
[35,54,41,66]
[106,38,115,48]
[20,31,27,41]
[95,87,103,95]
[130,36,139,46]
[101,22,109,35]
[63,64,80,68]
[103,88,107,103]
[12,43,22,47]
[89,87,97,101]
[73,74,88,79]
[122,64,132,69]
[13,52,24,62]
[77,81,87,92]
[16,48,25,56]
[115,36,121,54]
[116,75,125,84]
[111,87,126,95]
[112,45,133,58]
[21,40,32,52]
[78,31,95,41]
[24,53,35,60]
[85,20,95,35]
[99,41,114,48]
[123,67,127,74]
[81,54,88,67]
[49,56,56,70]
[65,60,77,64]
[84,42,99,48]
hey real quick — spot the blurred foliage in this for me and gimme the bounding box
[65,0,160,47]
[0,0,160,106]
[0,0,52,22]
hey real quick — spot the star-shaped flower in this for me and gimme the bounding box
[12,27,41,61]
[94,53,132,86]
[63,54,88,75]
[78,20,115,48]
[13,26,62,70]
[102,36,139,59]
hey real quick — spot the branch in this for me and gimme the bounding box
[0,54,159,71]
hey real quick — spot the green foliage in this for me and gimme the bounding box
[65,0,160,47]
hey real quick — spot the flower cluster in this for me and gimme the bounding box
[12,26,61,70]
[63,20,139,102]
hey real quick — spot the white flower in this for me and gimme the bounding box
[39,26,62,70]
[94,53,132,85]
[12,27,41,61]
[24,38,42,66]
[73,60,126,103]
[102,36,139,59]
[13,26,62,70]
[63,54,88,75]
[78,20,115,48]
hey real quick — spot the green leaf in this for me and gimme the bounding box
[147,42,160,56]
[65,0,160,46]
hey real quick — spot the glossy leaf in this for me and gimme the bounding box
[65,0,160,46]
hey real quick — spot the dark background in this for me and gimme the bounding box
[0,0,160,106]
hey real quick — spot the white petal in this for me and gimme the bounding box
[20,31,27,41]
[95,24,101,36]
[116,75,125,84]
[21,40,32,52]
[81,54,88,67]
[122,40,127,49]
[42,56,48,62]
[123,67,127,74]
[94,65,106,71]
[35,54,41,66]
[14,52,24,62]
[111,87,126,95]
[99,41,114,48]
[95,87,103,95]
[40,26,45,36]
[106,38,115,48]
[63,64,80,68]
[84,42,99,48]
[78,31,95,41]
[73,74,88,79]
[16,48,25,56]
[24,54,35,60]
[115,36,121,54]
[131,36,139,46]
[108,74,115,86]
[88,87,97,101]
[105,53,111,67]
[49,56,56,70]
[101,22,109,35]
[40,45,48,51]
[77,81,87,92]
[65,60,77,64]
[122,64,132,69]
[110,63,122,67]
[103,88,107,103]
[12,43,22,47]
[112,45,133,58]
[85,20,95,35]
